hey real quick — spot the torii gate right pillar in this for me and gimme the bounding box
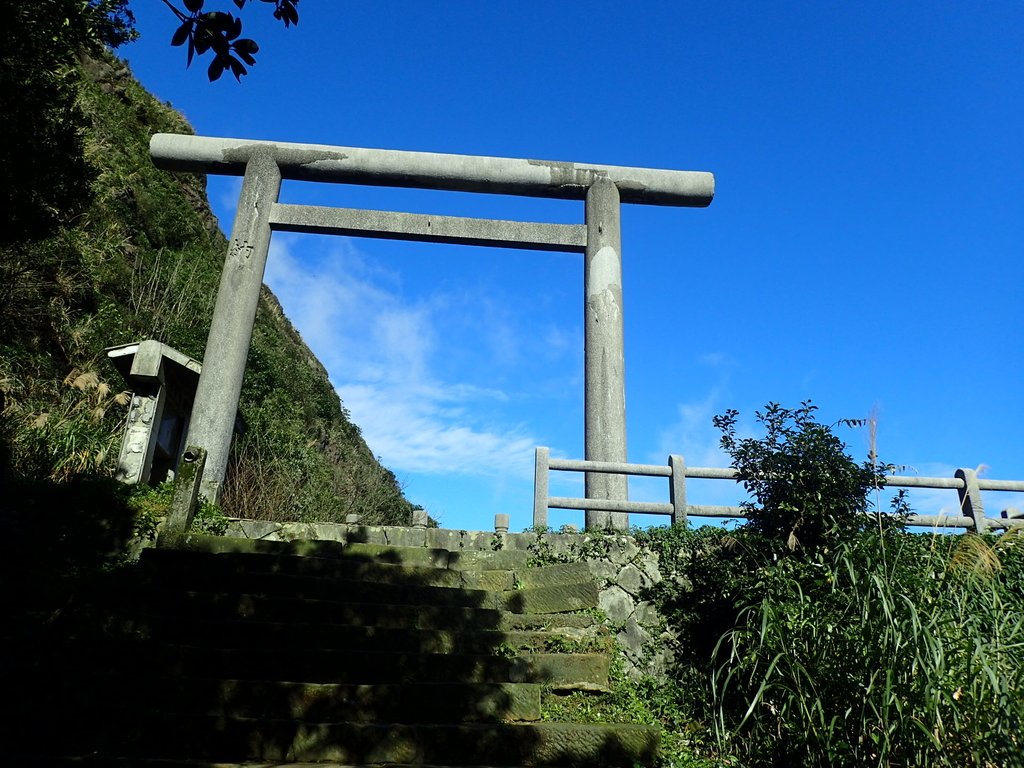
[584,178,628,530]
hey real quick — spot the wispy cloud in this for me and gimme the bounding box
[262,234,541,481]
[341,383,536,476]
[651,380,747,508]
[655,393,731,468]
[698,352,737,369]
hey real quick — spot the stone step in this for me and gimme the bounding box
[347,542,533,572]
[501,580,599,614]
[115,566,599,615]
[6,529,658,767]
[516,561,593,589]
[130,565,499,609]
[39,677,544,723]
[109,588,602,631]
[499,612,603,631]
[140,548,594,593]
[24,642,611,689]
[141,546,468,588]
[117,615,613,655]
[158,532,532,570]
[77,718,659,765]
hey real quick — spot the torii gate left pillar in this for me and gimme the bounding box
[184,147,280,505]
[150,134,714,528]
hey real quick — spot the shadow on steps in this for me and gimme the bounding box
[1,531,657,766]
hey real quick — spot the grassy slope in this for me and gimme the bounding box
[0,50,413,526]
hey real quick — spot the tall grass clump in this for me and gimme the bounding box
[641,402,1023,767]
[713,531,1023,766]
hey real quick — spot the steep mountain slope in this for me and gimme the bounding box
[0,42,414,526]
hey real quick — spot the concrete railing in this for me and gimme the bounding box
[533,447,1024,533]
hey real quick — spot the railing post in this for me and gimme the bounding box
[669,455,687,527]
[955,467,986,533]
[534,447,550,529]
[584,178,628,531]
[184,148,282,503]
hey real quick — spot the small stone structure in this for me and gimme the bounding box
[221,518,671,679]
[106,340,201,485]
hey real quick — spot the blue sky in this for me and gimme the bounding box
[123,2,1022,531]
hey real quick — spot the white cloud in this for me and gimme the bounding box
[698,352,737,369]
[651,385,748,509]
[654,388,732,469]
[340,383,536,477]
[265,237,429,382]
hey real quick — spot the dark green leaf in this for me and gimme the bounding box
[283,2,299,26]
[234,38,258,54]
[184,0,204,12]
[235,39,257,65]
[228,57,247,81]
[171,21,192,47]
[194,32,212,54]
[208,57,225,81]
[205,11,232,33]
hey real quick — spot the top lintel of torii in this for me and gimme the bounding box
[150,133,714,208]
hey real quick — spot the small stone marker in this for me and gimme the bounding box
[106,340,201,485]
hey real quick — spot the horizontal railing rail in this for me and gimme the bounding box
[533,447,1024,533]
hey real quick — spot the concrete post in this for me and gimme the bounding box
[185,148,281,502]
[584,178,628,531]
[534,447,550,529]
[669,455,687,527]
[956,467,987,533]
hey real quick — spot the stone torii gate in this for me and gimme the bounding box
[150,134,714,530]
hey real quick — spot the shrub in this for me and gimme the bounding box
[712,532,1024,766]
[639,402,1023,767]
[712,401,895,552]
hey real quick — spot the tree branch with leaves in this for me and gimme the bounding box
[162,0,299,81]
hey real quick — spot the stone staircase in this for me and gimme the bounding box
[3,531,659,766]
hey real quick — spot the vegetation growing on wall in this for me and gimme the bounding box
[633,403,1023,767]
[515,403,1021,766]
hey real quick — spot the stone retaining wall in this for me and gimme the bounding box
[224,519,671,678]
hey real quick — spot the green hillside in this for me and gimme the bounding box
[0,7,414,527]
